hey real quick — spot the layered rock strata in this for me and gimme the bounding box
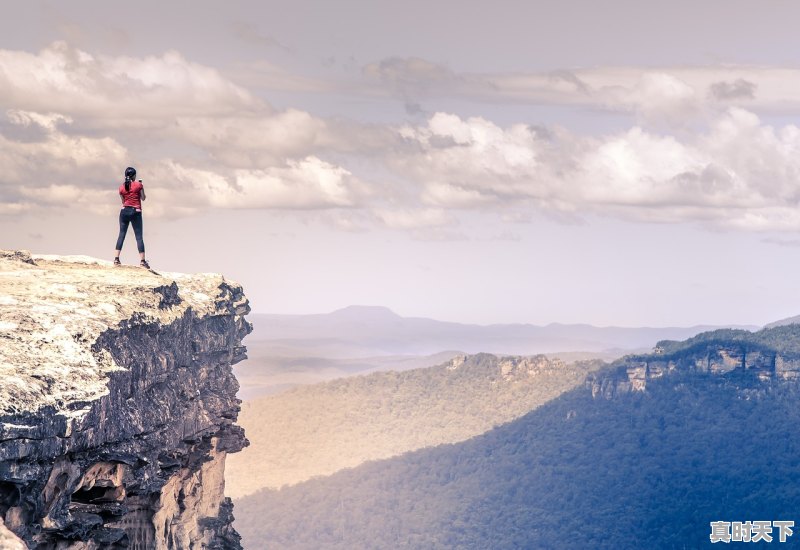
[589,336,800,399]
[0,251,250,549]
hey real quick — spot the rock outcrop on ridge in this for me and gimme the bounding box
[0,251,251,549]
[588,325,800,398]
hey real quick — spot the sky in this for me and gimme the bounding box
[2,0,800,326]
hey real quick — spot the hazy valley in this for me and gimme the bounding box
[234,323,800,549]
[226,353,603,498]
[227,307,790,549]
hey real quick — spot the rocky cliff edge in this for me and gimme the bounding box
[0,251,251,549]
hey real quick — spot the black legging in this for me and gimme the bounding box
[115,207,145,253]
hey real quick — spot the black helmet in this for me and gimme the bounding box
[125,167,136,180]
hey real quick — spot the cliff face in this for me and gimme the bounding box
[0,251,251,549]
[588,330,800,399]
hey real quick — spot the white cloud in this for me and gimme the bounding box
[141,157,363,215]
[0,42,260,121]
[0,43,359,219]
[363,57,800,120]
[7,110,73,131]
[0,111,128,207]
[614,72,699,124]
[422,182,495,208]
[4,42,800,235]
[388,109,800,231]
[0,42,337,165]
[577,128,709,206]
[230,158,359,209]
[0,203,32,215]
[169,109,328,168]
[395,113,544,201]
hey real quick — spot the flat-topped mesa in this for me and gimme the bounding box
[588,326,800,399]
[0,250,251,549]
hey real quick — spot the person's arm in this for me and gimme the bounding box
[120,191,125,204]
[140,184,146,201]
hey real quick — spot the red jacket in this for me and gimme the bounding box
[119,181,143,210]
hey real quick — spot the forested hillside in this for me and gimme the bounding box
[235,348,800,549]
[227,354,602,498]
[653,323,800,356]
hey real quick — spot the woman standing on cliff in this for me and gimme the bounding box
[113,166,150,269]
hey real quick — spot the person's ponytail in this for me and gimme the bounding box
[123,166,136,193]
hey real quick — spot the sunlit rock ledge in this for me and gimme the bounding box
[0,250,251,549]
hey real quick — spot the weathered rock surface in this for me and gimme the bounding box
[0,251,250,549]
[0,517,26,549]
[588,327,800,398]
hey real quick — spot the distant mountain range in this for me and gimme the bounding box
[234,323,800,549]
[234,306,758,398]
[245,305,757,356]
